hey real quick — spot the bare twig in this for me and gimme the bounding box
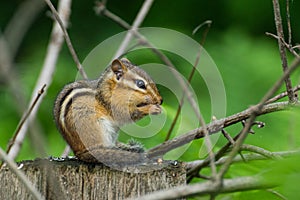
[0,34,47,161]
[95,2,131,30]
[5,84,46,158]
[205,5,300,192]
[192,20,212,36]
[185,150,300,170]
[196,81,217,179]
[221,129,247,164]
[216,56,300,180]
[44,0,87,79]
[165,20,212,141]
[266,84,300,104]
[267,189,288,200]
[7,0,72,160]
[0,148,44,200]
[147,101,294,159]
[131,176,278,200]
[272,0,297,103]
[168,20,217,178]
[150,55,300,177]
[221,129,235,144]
[187,132,241,182]
[266,32,299,58]
[293,45,300,50]
[113,0,154,59]
[186,121,267,182]
[239,144,282,159]
[199,115,217,179]
[188,121,265,178]
[286,0,292,45]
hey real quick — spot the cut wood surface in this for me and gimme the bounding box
[0,158,186,200]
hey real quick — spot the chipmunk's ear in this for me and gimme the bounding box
[111,59,127,80]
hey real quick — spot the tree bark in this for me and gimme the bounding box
[0,158,186,200]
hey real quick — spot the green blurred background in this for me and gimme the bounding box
[1,0,300,199]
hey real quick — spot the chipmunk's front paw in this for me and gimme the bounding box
[149,104,162,115]
[116,139,145,153]
[127,139,145,153]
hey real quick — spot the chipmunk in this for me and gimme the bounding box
[53,58,163,167]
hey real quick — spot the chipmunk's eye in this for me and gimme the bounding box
[136,79,146,89]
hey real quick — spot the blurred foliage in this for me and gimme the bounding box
[1,0,300,199]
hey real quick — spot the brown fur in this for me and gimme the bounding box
[53,58,162,165]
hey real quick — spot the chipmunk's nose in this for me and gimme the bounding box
[152,96,162,105]
[159,97,163,105]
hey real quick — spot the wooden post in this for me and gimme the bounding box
[0,158,186,199]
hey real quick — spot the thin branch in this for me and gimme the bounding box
[286,0,292,45]
[44,0,87,79]
[95,2,131,30]
[0,148,44,200]
[267,189,288,200]
[5,84,46,158]
[187,131,244,182]
[239,144,282,159]
[200,114,217,179]
[0,33,47,160]
[167,20,217,178]
[293,45,300,50]
[7,0,72,160]
[165,20,212,141]
[187,120,266,179]
[192,20,212,36]
[266,84,300,104]
[131,176,278,200]
[150,54,300,174]
[217,55,300,180]
[221,129,235,144]
[223,129,247,164]
[193,21,217,179]
[185,150,300,170]
[113,0,154,59]
[272,0,297,103]
[147,101,294,159]
[266,32,299,58]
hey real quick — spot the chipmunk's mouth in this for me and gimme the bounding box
[136,102,148,107]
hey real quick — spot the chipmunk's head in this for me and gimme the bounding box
[107,58,163,124]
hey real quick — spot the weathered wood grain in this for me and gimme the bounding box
[0,158,185,200]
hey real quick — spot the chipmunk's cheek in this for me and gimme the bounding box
[149,104,162,115]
